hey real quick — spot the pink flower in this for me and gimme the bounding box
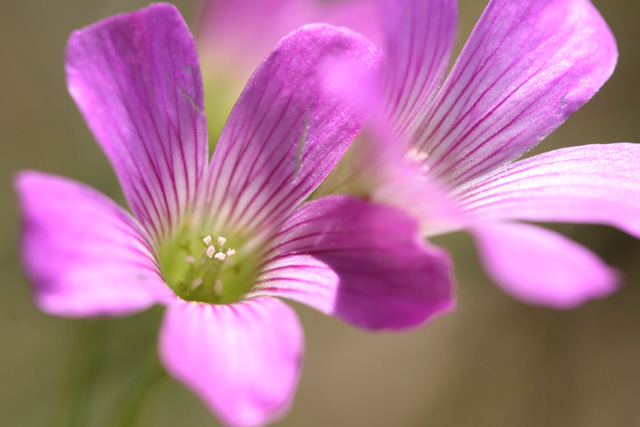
[197,0,382,81]
[323,0,640,308]
[195,0,384,139]
[15,4,454,426]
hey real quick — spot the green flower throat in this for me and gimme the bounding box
[158,230,262,304]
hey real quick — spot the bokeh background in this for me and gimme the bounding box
[2,0,640,426]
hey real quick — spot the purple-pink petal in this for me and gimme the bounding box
[472,222,618,308]
[65,4,208,240]
[380,0,458,141]
[159,297,303,427]
[15,172,172,317]
[418,0,617,185]
[250,196,454,331]
[204,24,382,234]
[457,143,640,238]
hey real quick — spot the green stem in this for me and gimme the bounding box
[67,320,109,427]
[109,348,167,427]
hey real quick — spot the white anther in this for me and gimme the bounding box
[226,249,236,256]
[190,278,203,289]
[214,280,223,295]
[206,245,215,258]
[214,252,227,261]
[203,235,212,245]
[185,255,196,264]
[405,148,429,173]
[406,147,427,162]
[218,236,227,246]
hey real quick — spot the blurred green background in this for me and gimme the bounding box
[2,0,640,426]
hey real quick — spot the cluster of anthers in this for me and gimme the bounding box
[174,234,237,303]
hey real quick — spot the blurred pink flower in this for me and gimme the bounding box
[195,0,383,138]
[197,0,382,80]
[15,4,453,426]
[323,0,640,308]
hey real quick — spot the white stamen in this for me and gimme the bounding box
[203,235,212,245]
[190,278,203,289]
[226,249,236,256]
[214,252,227,261]
[218,236,227,246]
[405,148,429,173]
[185,255,196,264]
[214,280,223,295]
[206,245,215,258]
[406,147,427,162]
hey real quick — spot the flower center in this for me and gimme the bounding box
[157,231,261,304]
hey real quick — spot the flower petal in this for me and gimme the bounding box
[472,222,618,308]
[65,4,208,240]
[251,196,454,331]
[457,143,640,238]
[15,171,172,317]
[204,25,382,234]
[159,297,303,427]
[419,0,617,184]
[380,0,457,141]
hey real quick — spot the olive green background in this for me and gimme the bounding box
[1,1,639,426]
